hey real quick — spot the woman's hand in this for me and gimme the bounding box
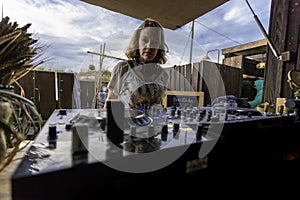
[103,89,117,108]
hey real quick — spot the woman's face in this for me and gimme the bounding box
[138,27,161,62]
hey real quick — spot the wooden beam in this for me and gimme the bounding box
[222,39,267,56]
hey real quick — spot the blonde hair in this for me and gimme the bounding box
[125,18,168,64]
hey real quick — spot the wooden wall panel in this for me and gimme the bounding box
[179,65,185,90]
[16,71,35,102]
[223,55,243,68]
[168,61,242,106]
[165,67,172,91]
[264,0,294,103]
[35,71,56,120]
[220,63,242,98]
[185,64,192,91]
[15,71,56,120]
[281,0,300,98]
[174,65,180,90]
[192,62,201,92]
[58,72,74,109]
[16,71,76,120]
[168,66,175,90]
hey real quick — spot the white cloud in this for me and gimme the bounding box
[2,0,272,71]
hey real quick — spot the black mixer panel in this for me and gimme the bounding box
[11,101,300,199]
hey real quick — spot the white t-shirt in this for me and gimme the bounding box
[108,61,169,109]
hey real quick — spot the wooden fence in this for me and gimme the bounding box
[166,60,242,106]
[13,61,242,120]
[14,71,75,121]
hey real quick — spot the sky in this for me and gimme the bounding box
[1,0,272,72]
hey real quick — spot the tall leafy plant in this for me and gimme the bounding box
[0,16,47,172]
[0,16,47,85]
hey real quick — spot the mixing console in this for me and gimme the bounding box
[11,100,300,199]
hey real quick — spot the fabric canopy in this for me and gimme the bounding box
[80,0,229,30]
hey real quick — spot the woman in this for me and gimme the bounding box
[248,79,264,108]
[104,18,169,111]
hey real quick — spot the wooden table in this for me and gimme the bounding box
[0,141,33,200]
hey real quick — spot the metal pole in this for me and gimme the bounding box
[245,0,281,60]
[189,20,195,65]
[86,51,126,61]
[94,43,106,108]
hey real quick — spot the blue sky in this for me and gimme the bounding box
[2,0,271,72]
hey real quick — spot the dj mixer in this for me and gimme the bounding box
[11,100,300,199]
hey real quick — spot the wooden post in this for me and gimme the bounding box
[264,0,300,104]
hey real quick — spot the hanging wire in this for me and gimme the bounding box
[179,23,192,65]
[195,20,241,45]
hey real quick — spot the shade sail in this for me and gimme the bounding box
[80,0,229,30]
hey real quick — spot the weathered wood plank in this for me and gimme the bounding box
[58,72,74,109]
[223,55,243,68]
[222,39,267,56]
[263,0,300,102]
[185,63,192,91]
[36,71,56,120]
[192,62,201,91]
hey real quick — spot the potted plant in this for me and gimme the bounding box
[0,16,47,171]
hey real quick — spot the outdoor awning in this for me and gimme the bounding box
[80,0,229,30]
